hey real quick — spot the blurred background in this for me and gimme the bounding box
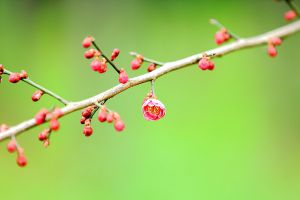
[1,0,300,199]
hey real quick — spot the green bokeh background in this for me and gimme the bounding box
[1,0,300,199]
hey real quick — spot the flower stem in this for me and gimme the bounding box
[92,41,120,74]
[3,69,69,105]
[130,52,165,66]
[90,106,100,119]
[151,79,155,97]
[209,19,241,40]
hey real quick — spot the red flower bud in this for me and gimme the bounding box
[111,48,120,61]
[268,45,277,57]
[284,10,297,21]
[198,56,215,71]
[82,36,94,48]
[106,112,114,123]
[35,109,48,125]
[271,37,282,46]
[80,117,86,124]
[19,70,28,79]
[131,59,142,70]
[84,49,96,59]
[114,120,125,132]
[82,107,92,118]
[38,129,50,141]
[83,125,93,137]
[8,73,21,83]
[215,31,225,45]
[119,69,128,84]
[7,140,17,153]
[32,90,44,102]
[50,119,60,131]
[97,59,107,73]
[17,154,27,167]
[98,107,107,122]
[147,63,156,72]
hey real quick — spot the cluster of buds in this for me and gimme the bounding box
[8,70,28,83]
[267,37,282,57]
[198,55,215,71]
[131,54,144,70]
[38,129,51,147]
[80,104,125,136]
[142,92,166,121]
[80,105,97,137]
[82,36,128,84]
[98,106,125,131]
[284,10,297,21]
[130,54,157,72]
[35,108,63,146]
[7,139,27,167]
[1,125,27,167]
[214,28,231,45]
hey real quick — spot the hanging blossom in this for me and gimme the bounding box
[141,80,166,121]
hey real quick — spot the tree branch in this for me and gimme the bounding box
[3,69,69,105]
[1,20,300,141]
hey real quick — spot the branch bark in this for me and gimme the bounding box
[1,20,300,141]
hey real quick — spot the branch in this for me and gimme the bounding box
[3,69,69,105]
[1,20,300,141]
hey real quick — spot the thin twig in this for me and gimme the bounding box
[92,41,120,74]
[210,18,241,40]
[129,52,165,66]
[3,69,69,105]
[1,20,300,141]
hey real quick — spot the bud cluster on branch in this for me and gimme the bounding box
[0,0,300,167]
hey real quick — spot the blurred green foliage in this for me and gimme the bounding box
[0,0,300,199]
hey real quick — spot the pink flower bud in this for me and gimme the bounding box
[91,59,101,71]
[83,125,93,137]
[106,112,114,123]
[82,36,94,48]
[268,45,277,57]
[50,119,60,131]
[284,10,297,21]
[19,70,28,79]
[114,120,125,132]
[8,73,21,83]
[111,48,120,61]
[147,63,156,72]
[7,140,17,153]
[198,57,211,70]
[271,37,282,46]
[119,69,128,84]
[142,98,166,121]
[38,129,50,141]
[32,90,44,102]
[214,31,225,45]
[98,107,107,122]
[131,59,142,70]
[17,154,27,167]
[35,109,48,124]
[84,49,96,59]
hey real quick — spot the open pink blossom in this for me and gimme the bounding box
[142,98,166,121]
